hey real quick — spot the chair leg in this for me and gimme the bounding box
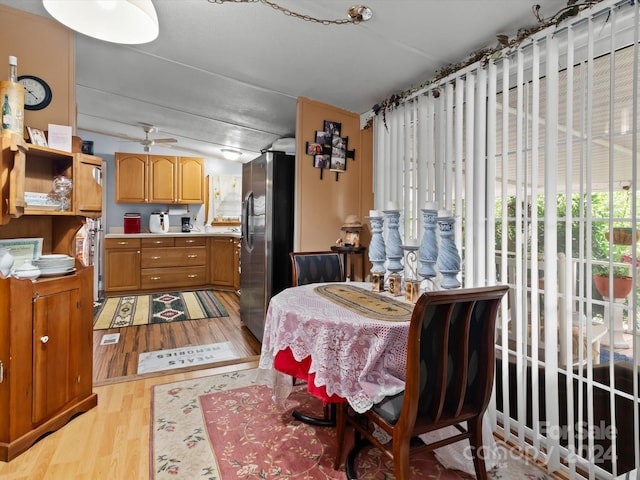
[334,403,346,469]
[391,435,412,480]
[469,417,488,480]
[292,402,336,427]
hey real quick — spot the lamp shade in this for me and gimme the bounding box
[221,149,242,161]
[43,0,159,45]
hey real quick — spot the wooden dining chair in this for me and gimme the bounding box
[287,251,345,427]
[335,285,509,479]
[289,251,345,286]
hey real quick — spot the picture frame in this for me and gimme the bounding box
[314,154,330,169]
[27,127,47,147]
[329,136,348,172]
[306,142,323,156]
[324,120,341,137]
[81,140,94,155]
[315,130,331,145]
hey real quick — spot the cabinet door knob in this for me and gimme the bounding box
[187,254,197,258]
[117,241,128,245]
[186,239,195,243]
[187,274,197,278]
[40,335,49,344]
[150,276,161,280]
[151,256,160,260]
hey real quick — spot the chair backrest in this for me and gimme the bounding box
[401,285,508,430]
[289,251,345,286]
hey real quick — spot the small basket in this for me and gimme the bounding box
[606,228,639,245]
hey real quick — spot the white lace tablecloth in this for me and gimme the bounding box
[257,282,411,413]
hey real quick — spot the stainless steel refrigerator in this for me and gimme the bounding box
[240,150,295,342]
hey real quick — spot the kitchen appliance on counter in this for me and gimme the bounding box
[181,217,193,232]
[240,150,295,342]
[123,212,141,234]
[149,211,170,234]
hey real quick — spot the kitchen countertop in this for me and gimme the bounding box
[105,227,241,239]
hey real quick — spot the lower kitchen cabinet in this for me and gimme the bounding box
[0,267,97,461]
[104,237,141,293]
[210,236,238,288]
[104,234,240,295]
[140,237,206,290]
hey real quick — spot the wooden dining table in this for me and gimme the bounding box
[256,281,415,414]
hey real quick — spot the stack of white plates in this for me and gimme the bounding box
[33,254,75,277]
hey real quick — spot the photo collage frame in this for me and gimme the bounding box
[305,120,355,180]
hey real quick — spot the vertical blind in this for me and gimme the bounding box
[371,1,640,477]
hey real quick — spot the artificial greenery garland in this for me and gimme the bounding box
[368,0,608,129]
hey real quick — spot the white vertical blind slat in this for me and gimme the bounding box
[530,39,542,454]
[543,32,561,472]
[474,67,487,285]
[464,74,476,285]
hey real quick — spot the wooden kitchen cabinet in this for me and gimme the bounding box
[104,237,141,293]
[0,267,97,461]
[115,153,147,203]
[0,135,103,222]
[140,236,206,290]
[74,153,102,218]
[177,156,205,203]
[210,235,237,288]
[115,152,204,204]
[148,155,178,203]
[233,237,240,291]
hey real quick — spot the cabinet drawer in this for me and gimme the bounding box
[104,238,141,249]
[141,237,175,248]
[140,266,206,289]
[175,237,206,247]
[141,246,206,268]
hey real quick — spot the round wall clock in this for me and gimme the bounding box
[17,75,53,111]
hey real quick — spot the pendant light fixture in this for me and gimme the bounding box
[42,0,159,45]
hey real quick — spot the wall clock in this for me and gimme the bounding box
[17,75,52,111]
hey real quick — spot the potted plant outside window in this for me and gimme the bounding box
[593,263,633,299]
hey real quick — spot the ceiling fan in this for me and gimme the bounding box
[133,123,177,152]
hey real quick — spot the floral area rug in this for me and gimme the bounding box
[94,290,228,330]
[151,368,551,480]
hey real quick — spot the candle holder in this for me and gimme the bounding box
[436,213,461,289]
[418,207,438,280]
[401,242,421,302]
[368,213,386,276]
[384,209,403,276]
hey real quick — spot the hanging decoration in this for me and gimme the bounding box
[305,120,356,181]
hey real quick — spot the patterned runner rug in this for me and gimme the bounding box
[93,290,228,330]
[150,369,551,480]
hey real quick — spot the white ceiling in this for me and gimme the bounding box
[0,0,570,163]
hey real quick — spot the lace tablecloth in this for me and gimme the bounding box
[257,282,411,413]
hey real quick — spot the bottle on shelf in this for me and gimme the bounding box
[0,55,24,138]
[2,94,11,131]
[8,55,17,83]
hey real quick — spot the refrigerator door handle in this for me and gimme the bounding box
[242,191,254,253]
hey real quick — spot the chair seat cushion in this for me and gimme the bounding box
[372,391,405,425]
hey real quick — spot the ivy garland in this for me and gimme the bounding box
[367,0,613,129]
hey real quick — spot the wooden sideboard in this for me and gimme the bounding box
[0,134,102,461]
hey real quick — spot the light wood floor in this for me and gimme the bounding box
[92,290,262,385]
[0,359,260,479]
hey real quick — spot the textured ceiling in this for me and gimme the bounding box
[0,0,570,162]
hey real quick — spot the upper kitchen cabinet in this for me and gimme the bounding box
[74,154,102,218]
[177,156,205,204]
[0,134,102,222]
[115,153,204,204]
[148,155,177,203]
[115,153,147,203]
